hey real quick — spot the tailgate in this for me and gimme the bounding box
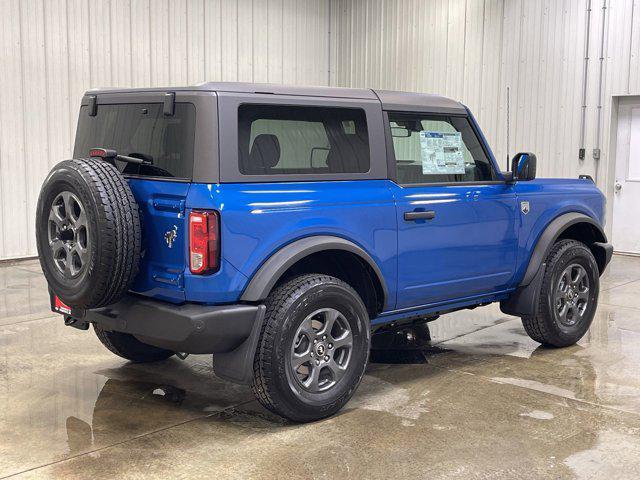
[127,178,190,303]
[72,98,198,304]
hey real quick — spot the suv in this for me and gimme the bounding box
[36,83,613,422]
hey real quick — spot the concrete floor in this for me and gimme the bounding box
[1,257,640,479]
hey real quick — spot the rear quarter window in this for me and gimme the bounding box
[74,103,196,179]
[238,104,370,175]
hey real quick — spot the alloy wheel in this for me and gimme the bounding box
[289,308,353,393]
[47,191,89,277]
[554,263,590,326]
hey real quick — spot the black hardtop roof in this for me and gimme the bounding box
[86,82,467,114]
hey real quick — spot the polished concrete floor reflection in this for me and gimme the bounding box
[2,256,640,479]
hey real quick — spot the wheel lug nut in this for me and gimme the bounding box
[322,335,327,340]
[324,355,329,361]
[328,343,333,349]
[315,360,320,366]
[313,339,317,344]
[310,352,314,357]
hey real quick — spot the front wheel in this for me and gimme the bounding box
[252,274,370,422]
[522,239,599,347]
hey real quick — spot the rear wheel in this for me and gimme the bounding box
[522,239,599,347]
[94,325,174,363]
[252,274,370,422]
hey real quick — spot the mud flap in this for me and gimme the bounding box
[212,305,267,385]
[50,288,89,330]
[500,263,546,317]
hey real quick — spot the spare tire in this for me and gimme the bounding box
[36,158,142,309]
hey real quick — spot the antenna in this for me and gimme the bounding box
[506,86,510,170]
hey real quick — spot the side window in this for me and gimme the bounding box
[238,104,370,175]
[388,113,496,185]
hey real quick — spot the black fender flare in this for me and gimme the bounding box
[520,212,607,287]
[240,235,389,309]
[501,212,611,317]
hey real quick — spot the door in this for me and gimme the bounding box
[612,102,640,254]
[387,112,518,309]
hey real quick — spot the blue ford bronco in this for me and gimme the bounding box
[36,83,613,422]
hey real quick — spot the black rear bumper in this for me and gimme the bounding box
[83,294,266,385]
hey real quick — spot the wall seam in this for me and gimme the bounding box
[496,0,505,169]
[327,0,332,85]
[627,0,636,94]
[478,0,486,115]
[17,0,29,258]
[66,0,74,145]
[128,0,133,85]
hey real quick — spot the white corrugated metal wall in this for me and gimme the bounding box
[330,0,640,196]
[2,0,638,260]
[0,0,330,260]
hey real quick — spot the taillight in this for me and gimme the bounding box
[189,210,220,274]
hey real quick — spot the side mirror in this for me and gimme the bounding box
[511,152,537,181]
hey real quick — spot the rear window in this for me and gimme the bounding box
[238,104,370,175]
[74,103,196,179]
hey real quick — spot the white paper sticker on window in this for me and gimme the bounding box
[419,131,465,175]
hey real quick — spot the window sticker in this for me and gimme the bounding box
[419,131,465,175]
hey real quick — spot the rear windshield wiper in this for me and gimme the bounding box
[89,147,151,165]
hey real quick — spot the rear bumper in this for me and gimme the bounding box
[85,294,263,354]
[84,294,266,385]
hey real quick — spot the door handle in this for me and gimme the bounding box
[404,210,436,221]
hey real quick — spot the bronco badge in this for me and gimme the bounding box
[520,201,530,215]
[164,225,178,248]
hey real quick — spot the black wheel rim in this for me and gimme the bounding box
[554,263,590,327]
[289,308,353,393]
[47,191,90,278]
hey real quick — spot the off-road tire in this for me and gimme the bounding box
[522,239,599,347]
[252,274,370,422]
[36,158,141,309]
[94,325,174,362]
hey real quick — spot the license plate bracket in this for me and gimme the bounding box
[49,288,85,318]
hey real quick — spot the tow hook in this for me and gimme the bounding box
[64,315,90,331]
